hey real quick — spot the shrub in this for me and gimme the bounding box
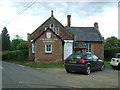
[104,47,120,60]
[2,50,28,61]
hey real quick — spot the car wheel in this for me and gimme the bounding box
[84,66,91,75]
[65,69,72,73]
[116,64,120,70]
[99,65,105,71]
[112,66,117,69]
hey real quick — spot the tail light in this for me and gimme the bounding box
[64,59,69,62]
[79,59,86,63]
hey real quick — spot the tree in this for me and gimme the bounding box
[10,38,28,50]
[1,27,10,51]
[16,40,28,50]
[14,35,21,39]
[0,34,2,51]
[104,36,119,49]
[104,36,120,60]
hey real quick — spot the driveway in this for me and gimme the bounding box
[37,67,119,88]
[2,61,119,88]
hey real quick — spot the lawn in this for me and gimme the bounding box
[3,60,112,68]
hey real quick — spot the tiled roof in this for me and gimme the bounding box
[66,27,103,42]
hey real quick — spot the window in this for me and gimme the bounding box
[86,43,92,52]
[45,44,52,53]
[86,55,92,60]
[45,27,48,30]
[49,24,54,31]
[55,27,59,35]
[32,43,35,53]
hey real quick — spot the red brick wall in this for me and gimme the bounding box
[34,30,63,63]
[30,17,73,40]
[93,42,104,60]
[73,42,104,60]
[28,17,73,62]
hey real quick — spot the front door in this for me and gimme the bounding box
[64,40,73,60]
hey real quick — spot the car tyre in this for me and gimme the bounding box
[66,69,72,73]
[99,65,105,71]
[112,66,117,69]
[116,64,120,70]
[84,66,91,75]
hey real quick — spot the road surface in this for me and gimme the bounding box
[2,61,78,88]
[1,61,119,89]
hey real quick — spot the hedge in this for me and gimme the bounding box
[2,50,28,61]
[104,47,120,60]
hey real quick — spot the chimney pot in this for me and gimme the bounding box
[67,15,71,27]
[94,22,98,29]
[51,10,53,17]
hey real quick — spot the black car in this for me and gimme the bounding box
[64,53,105,75]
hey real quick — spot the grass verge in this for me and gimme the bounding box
[3,60,64,68]
[3,60,112,69]
[104,60,112,69]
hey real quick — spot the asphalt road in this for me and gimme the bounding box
[2,61,76,88]
[1,61,119,89]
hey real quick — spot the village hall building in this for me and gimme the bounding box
[28,10,104,63]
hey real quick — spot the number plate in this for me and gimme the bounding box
[69,61,76,63]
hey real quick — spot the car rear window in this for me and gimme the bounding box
[67,54,83,59]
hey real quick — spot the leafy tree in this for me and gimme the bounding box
[0,34,2,51]
[1,27,10,51]
[14,35,21,39]
[104,36,119,49]
[118,39,120,47]
[10,38,28,50]
[17,40,28,50]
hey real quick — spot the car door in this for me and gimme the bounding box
[86,54,97,70]
[92,55,100,70]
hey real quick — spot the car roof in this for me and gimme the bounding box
[116,53,120,55]
[71,53,92,56]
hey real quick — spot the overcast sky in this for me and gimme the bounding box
[0,0,119,40]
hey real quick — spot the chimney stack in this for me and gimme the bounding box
[67,15,71,27]
[94,22,99,29]
[51,10,53,17]
[27,33,31,42]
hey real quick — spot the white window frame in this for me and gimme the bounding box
[55,27,59,35]
[32,43,35,53]
[45,44,52,53]
[45,26,48,30]
[86,43,92,53]
[49,24,54,31]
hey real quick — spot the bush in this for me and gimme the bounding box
[2,50,28,61]
[104,47,120,60]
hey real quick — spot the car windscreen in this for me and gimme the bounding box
[67,54,83,59]
[115,55,120,58]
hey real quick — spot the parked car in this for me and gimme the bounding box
[64,53,105,75]
[110,53,120,70]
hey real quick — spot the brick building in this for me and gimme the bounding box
[28,10,104,63]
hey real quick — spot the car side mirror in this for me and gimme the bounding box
[97,58,100,61]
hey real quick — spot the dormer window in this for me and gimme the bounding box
[49,24,54,31]
[55,27,59,35]
[45,27,48,30]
